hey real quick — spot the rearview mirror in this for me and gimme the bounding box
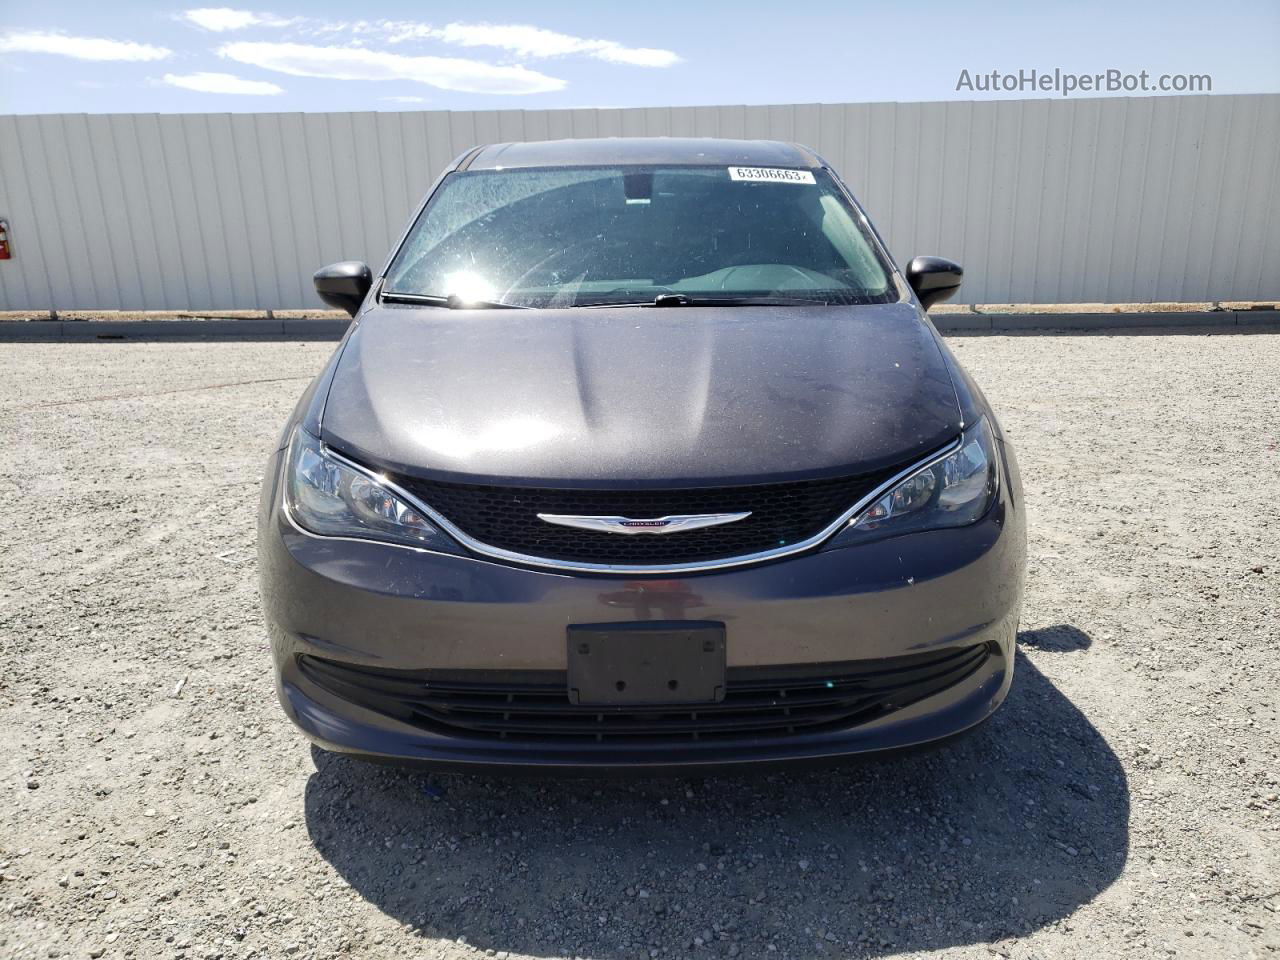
[314,261,373,317]
[905,256,963,311]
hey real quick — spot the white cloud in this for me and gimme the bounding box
[163,71,283,95]
[433,23,680,68]
[217,41,565,94]
[0,30,171,61]
[298,19,680,67]
[181,15,679,67]
[183,8,295,31]
[379,95,426,103]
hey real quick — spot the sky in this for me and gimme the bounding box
[0,0,1277,114]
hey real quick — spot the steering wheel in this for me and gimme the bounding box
[714,263,820,290]
[501,237,661,299]
[593,284,679,300]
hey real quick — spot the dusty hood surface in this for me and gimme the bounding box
[321,302,961,485]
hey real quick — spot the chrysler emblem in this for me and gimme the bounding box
[537,512,751,535]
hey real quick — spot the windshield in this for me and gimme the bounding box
[383,165,897,308]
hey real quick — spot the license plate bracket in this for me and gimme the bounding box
[567,621,726,706]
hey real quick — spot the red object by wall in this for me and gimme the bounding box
[0,219,10,260]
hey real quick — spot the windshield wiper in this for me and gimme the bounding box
[656,294,830,307]
[576,294,831,308]
[380,291,530,309]
[383,290,830,310]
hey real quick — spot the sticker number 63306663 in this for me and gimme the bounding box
[727,166,816,184]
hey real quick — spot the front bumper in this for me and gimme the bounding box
[258,442,1026,773]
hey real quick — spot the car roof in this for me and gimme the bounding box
[461,137,823,171]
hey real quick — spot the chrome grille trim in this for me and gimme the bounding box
[303,434,964,574]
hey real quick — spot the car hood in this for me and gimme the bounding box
[321,302,961,485]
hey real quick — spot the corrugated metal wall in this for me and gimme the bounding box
[1,94,1277,310]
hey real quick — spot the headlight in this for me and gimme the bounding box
[284,428,457,551]
[830,417,999,548]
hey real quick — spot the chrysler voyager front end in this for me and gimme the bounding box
[258,137,1026,774]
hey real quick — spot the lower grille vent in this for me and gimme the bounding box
[299,644,990,743]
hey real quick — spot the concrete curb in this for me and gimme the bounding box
[0,316,351,340]
[0,310,1276,341]
[929,309,1280,332]
[1236,309,1280,327]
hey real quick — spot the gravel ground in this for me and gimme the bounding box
[2,332,1277,960]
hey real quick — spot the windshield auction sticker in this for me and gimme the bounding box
[727,166,816,184]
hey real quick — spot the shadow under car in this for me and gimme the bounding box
[303,633,1127,957]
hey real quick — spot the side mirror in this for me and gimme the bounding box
[314,261,372,317]
[905,256,963,311]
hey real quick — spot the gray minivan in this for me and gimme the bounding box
[257,137,1026,773]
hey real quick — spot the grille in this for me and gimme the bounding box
[298,644,990,743]
[389,470,895,566]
